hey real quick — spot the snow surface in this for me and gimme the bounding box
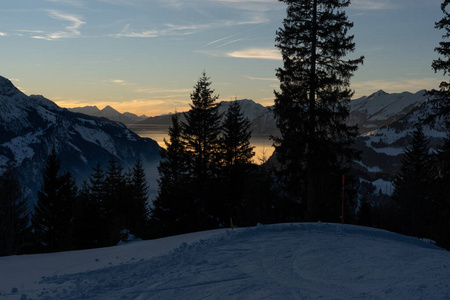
[1,223,450,300]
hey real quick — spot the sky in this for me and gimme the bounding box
[0,0,447,116]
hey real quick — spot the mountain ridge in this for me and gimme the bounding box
[69,105,148,124]
[0,75,161,205]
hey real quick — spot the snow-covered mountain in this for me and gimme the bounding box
[348,89,428,134]
[1,223,449,300]
[69,105,148,124]
[0,76,160,205]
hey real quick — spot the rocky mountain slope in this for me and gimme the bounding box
[0,76,160,205]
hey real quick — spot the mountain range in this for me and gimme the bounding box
[69,105,148,124]
[134,90,447,195]
[0,76,160,206]
[1,73,447,204]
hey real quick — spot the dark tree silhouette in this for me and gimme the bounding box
[151,113,198,236]
[32,148,77,252]
[0,164,30,256]
[219,100,255,225]
[182,72,222,226]
[273,0,363,221]
[392,125,432,238]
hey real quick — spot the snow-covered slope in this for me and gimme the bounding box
[1,223,449,300]
[0,75,161,204]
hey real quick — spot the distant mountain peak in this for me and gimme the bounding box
[0,75,22,97]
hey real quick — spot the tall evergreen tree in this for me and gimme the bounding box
[32,148,77,252]
[273,0,363,221]
[392,125,432,238]
[221,101,255,168]
[151,113,197,236]
[88,163,109,246]
[0,164,30,256]
[72,181,103,249]
[103,156,128,244]
[429,0,450,129]
[427,0,450,250]
[182,72,222,225]
[429,137,450,249]
[220,101,255,225]
[128,158,149,237]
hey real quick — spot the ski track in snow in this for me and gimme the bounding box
[1,223,450,300]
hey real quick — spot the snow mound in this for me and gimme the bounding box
[1,223,449,300]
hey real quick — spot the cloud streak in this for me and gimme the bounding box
[44,0,84,7]
[351,0,396,10]
[114,23,210,38]
[227,48,281,60]
[32,10,85,40]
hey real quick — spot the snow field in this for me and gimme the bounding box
[1,223,449,300]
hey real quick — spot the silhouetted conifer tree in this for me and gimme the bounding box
[151,113,198,236]
[32,148,77,252]
[392,125,432,238]
[429,0,450,129]
[429,138,450,249]
[103,156,128,244]
[219,101,255,225]
[0,164,30,256]
[273,0,363,221]
[72,181,103,249]
[182,72,222,227]
[128,158,149,237]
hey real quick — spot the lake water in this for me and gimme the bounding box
[127,124,275,164]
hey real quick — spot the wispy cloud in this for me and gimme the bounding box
[351,0,396,10]
[134,87,191,94]
[244,75,278,82]
[0,32,6,37]
[32,10,85,40]
[44,0,84,7]
[103,79,132,86]
[227,48,281,60]
[114,23,209,38]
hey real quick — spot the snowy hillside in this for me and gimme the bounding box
[1,223,449,300]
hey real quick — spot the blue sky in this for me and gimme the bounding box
[0,0,446,116]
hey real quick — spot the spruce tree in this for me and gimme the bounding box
[32,148,77,252]
[220,101,255,225]
[0,164,30,256]
[151,113,197,236]
[221,101,255,167]
[273,0,363,221]
[72,181,103,249]
[103,156,128,244]
[128,158,149,237]
[427,0,450,248]
[429,0,450,129]
[429,137,450,249]
[392,125,432,238]
[88,163,110,246]
[182,72,222,225]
